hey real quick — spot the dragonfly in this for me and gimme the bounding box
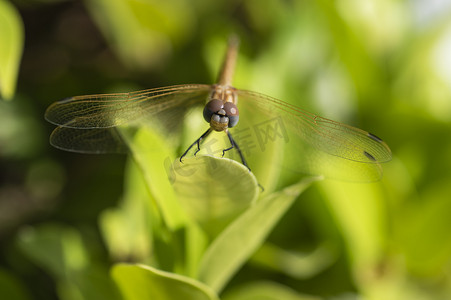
[45,37,392,182]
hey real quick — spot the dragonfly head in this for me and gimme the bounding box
[203,99,239,132]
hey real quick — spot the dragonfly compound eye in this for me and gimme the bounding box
[223,102,239,127]
[203,99,224,122]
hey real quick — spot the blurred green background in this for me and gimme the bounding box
[1,0,451,299]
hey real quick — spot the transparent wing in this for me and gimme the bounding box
[236,89,391,163]
[49,127,129,154]
[45,84,212,153]
[45,84,212,128]
[234,89,392,181]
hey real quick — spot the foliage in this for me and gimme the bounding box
[1,0,451,299]
[0,0,23,100]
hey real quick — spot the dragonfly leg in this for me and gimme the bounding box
[226,131,264,192]
[221,144,234,157]
[224,130,250,171]
[180,128,213,162]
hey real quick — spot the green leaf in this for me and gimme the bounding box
[395,180,451,276]
[317,180,388,271]
[99,157,154,262]
[0,0,23,100]
[250,242,338,280]
[111,263,219,300]
[16,224,122,300]
[315,0,382,100]
[16,224,88,279]
[118,127,211,275]
[119,126,188,230]
[223,281,322,300]
[85,0,195,70]
[0,268,31,300]
[197,177,320,292]
[57,266,123,300]
[184,222,209,277]
[170,155,259,235]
